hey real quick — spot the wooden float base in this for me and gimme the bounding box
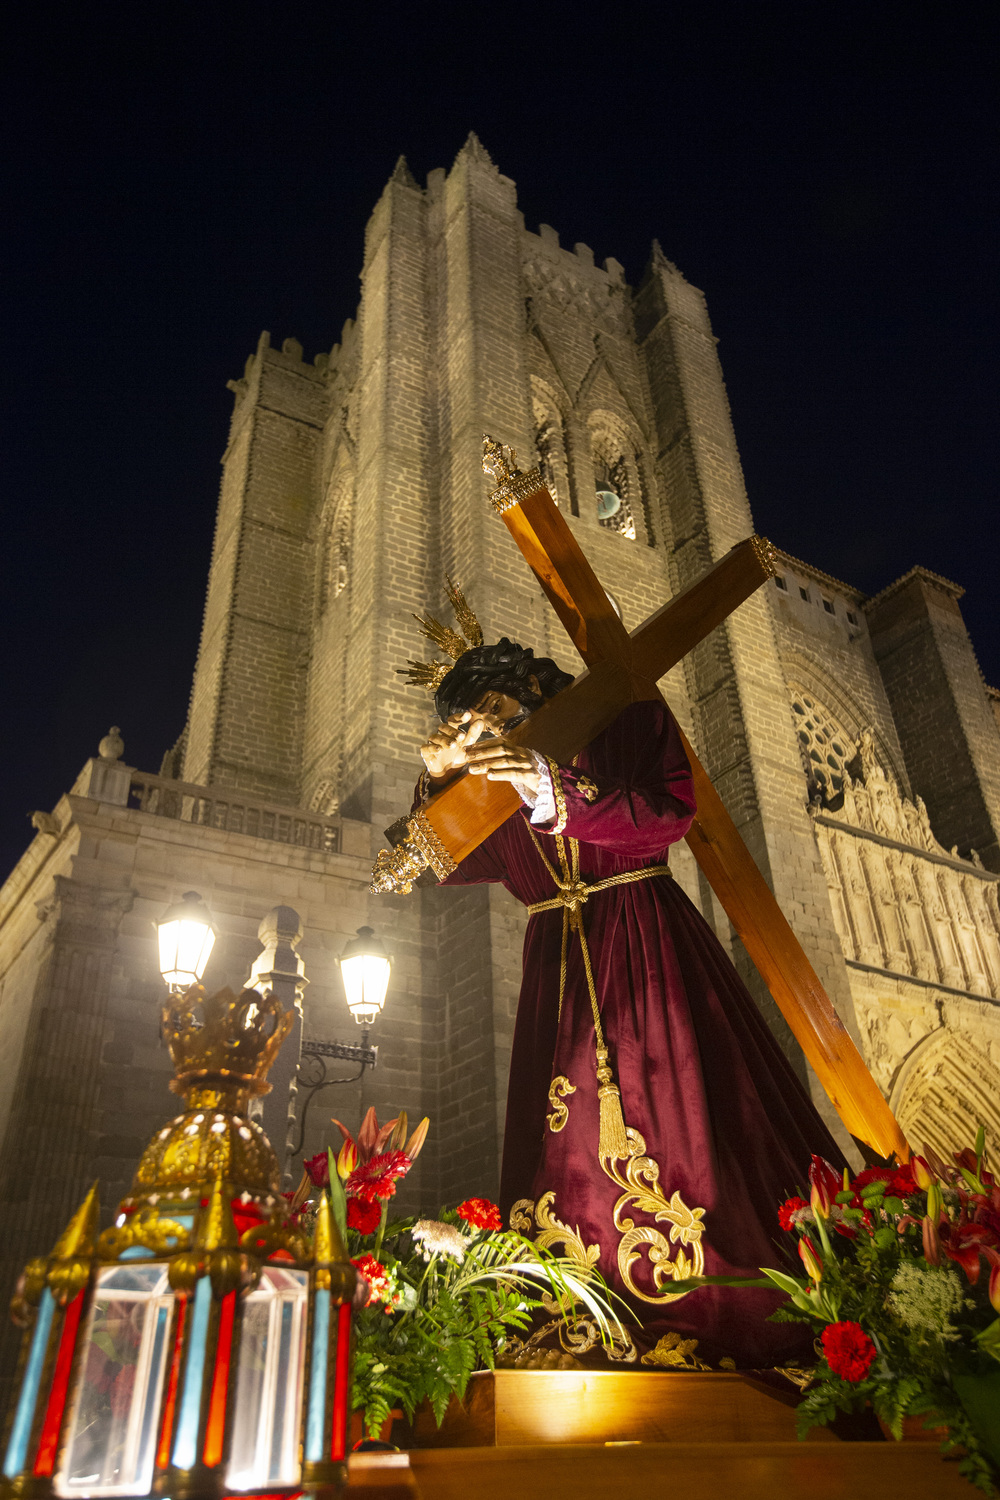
[348,1441,974,1499]
[345,1370,973,1498]
[399,1368,838,1448]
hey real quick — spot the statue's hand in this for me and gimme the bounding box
[465,738,540,794]
[420,711,488,781]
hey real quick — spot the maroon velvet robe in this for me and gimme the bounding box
[440,699,845,1366]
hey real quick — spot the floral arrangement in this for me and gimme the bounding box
[678,1128,1000,1495]
[291,1108,623,1439]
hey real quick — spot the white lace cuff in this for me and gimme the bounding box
[512,751,556,826]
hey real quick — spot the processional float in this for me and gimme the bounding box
[1,987,356,1500]
[372,437,909,1166]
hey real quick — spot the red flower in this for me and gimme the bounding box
[347,1198,382,1235]
[851,1166,896,1193]
[888,1163,918,1198]
[456,1198,503,1232]
[821,1321,877,1383]
[303,1152,330,1188]
[941,1221,998,1283]
[809,1155,841,1207]
[798,1237,823,1281]
[352,1253,393,1308]
[346,1149,412,1204]
[986,1248,1000,1313]
[778,1196,808,1231]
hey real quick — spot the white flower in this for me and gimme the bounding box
[887,1261,965,1342]
[411,1219,467,1263]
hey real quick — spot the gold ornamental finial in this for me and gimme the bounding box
[482,434,520,487]
[313,1192,353,1296]
[482,433,545,514]
[169,1173,245,1296]
[370,841,428,895]
[50,1182,100,1263]
[15,1184,102,1313]
[162,984,294,1100]
[748,535,778,578]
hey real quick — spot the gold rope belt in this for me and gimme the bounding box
[525,827,671,1162]
[525,861,671,918]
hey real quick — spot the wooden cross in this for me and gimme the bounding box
[372,439,908,1162]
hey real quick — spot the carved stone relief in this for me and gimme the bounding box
[522,257,627,336]
[891,1028,1000,1164]
[809,728,1000,1000]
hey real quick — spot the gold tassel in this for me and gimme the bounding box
[596,1048,630,1162]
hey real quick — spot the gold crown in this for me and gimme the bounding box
[398,575,484,694]
[162,985,294,1099]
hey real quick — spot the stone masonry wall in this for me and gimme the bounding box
[767,552,910,796]
[866,570,1000,871]
[183,336,325,801]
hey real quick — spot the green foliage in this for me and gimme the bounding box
[347,1208,624,1438]
[327,1147,348,1248]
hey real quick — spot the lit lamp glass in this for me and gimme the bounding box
[155,891,216,991]
[338,926,391,1025]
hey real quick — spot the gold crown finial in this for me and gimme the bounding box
[482,433,545,514]
[162,985,294,1101]
[482,434,520,486]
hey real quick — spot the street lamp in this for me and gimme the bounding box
[155,890,216,991]
[289,927,390,1160]
[338,925,391,1024]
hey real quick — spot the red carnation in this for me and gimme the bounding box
[888,1163,918,1199]
[351,1253,393,1308]
[347,1198,382,1235]
[303,1152,330,1188]
[456,1197,503,1232]
[346,1149,412,1203]
[778,1196,808,1231]
[821,1321,877,1382]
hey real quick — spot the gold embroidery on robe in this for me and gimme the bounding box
[576,775,599,803]
[641,1331,712,1370]
[509,1198,535,1234]
[600,1127,706,1305]
[546,1075,576,1132]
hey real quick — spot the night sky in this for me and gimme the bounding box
[2,3,996,878]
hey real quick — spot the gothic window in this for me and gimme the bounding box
[319,480,353,614]
[307,779,338,816]
[590,428,636,540]
[787,684,856,800]
[531,384,570,511]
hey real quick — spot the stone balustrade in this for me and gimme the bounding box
[128,771,341,854]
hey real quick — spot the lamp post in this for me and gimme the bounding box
[289,927,390,1161]
[245,907,309,1177]
[337,925,391,1025]
[155,891,216,991]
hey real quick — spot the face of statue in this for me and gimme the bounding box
[473,675,541,734]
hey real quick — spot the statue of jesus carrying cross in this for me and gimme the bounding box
[373,438,908,1367]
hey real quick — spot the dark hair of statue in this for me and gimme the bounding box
[434,638,574,721]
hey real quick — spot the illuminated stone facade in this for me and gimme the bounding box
[2,134,999,1394]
